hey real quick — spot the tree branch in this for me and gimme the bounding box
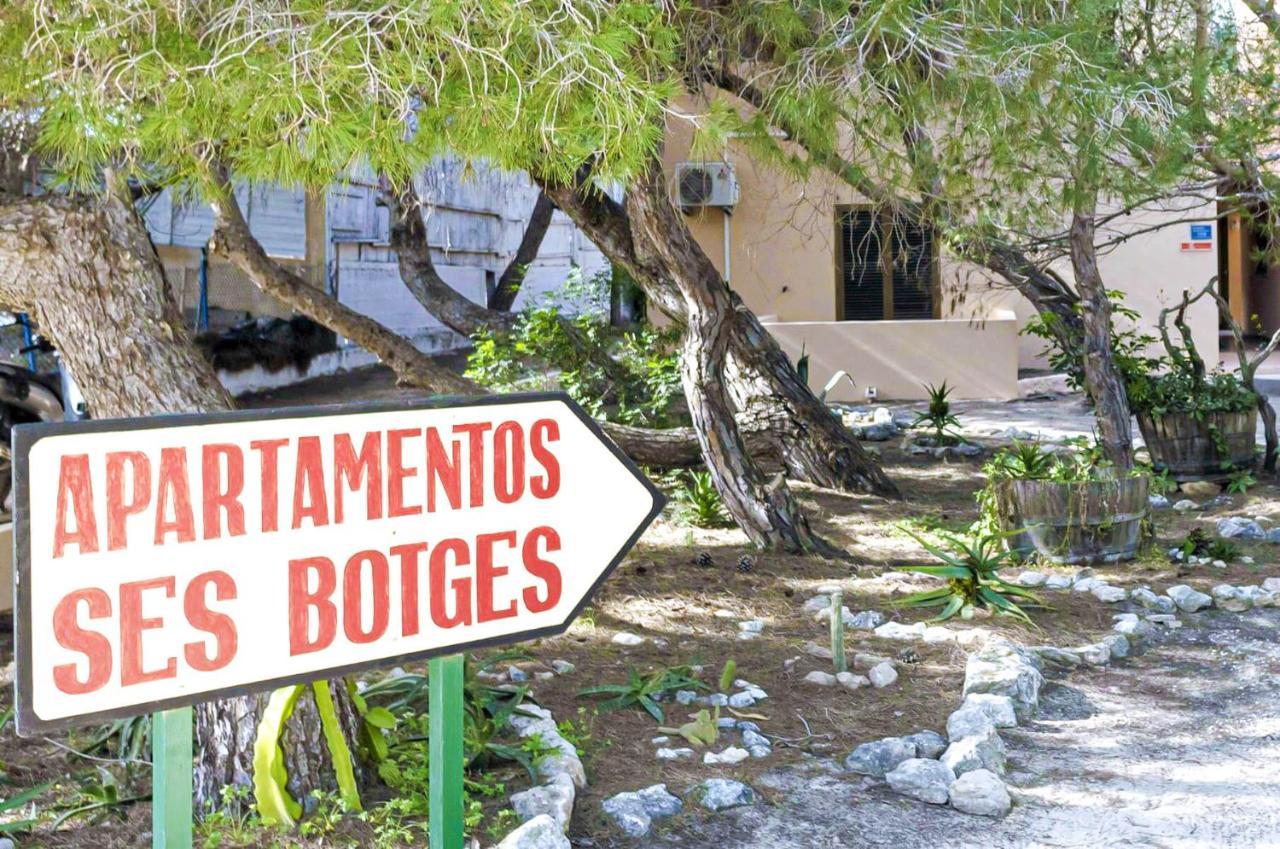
[491,190,555,312]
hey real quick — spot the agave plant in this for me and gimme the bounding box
[894,530,1043,624]
[987,440,1057,480]
[675,470,732,527]
[912,381,962,445]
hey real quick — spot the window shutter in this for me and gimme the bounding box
[838,209,884,320]
[889,215,934,319]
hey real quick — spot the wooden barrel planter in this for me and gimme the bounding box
[1136,409,1257,483]
[1000,474,1149,565]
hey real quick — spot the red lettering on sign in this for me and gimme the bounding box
[292,436,330,529]
[475,531,519,623]
[52,588,113,694]
[387,428,422,517]
[250,438,288,532]
[430,538,472,628]
[391,542,427,637]
[201,444,245,540]
[343,550,390,644]
[493,422,525,504]
[184,571,238,671]
[120,577,177,686]
[425,429,461,512]
[106,451,150,551]
[453,422,492,508]
[522,526,563,613]
[154,448,196,545]
[530,419,560,498]
[289,557,337,655]
[53,454,98,558]
[334,432,383,523]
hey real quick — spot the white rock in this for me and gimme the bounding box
[804,670,837,687]
[1167,584,1213,612]
[1263,577,1280,593]
[885,758,957,805]
[1241,556,1255,565]
[845,737,917,777]
[961,694,1018,728]
[963,640,1044,721]
[946,706,996,740]
[948,769,1012,818]
[695,778,755,812]
[1072,577,1105,593]
[849,610,885,630]
[656,748,694,761]
[498,814,571,849]
[1044,575,1074,590]
[803,594,833,613]
[868,662,899,688]
[1092,585,1128,603]
[738,620,765,634]
[1102,633,1130,659]
[1212,584,1253,612]
[1075,643,1111,666]
[941,729,1007,776]
[1173,499,1198,511]
[612,632,645,646]
[903,730,948,759]
[836,671,870,691]
[1131,587,1176,614]
[922,626,957,644]
[874,621,927,641]
[511,775,576,831]
[1015,570,1048,588]
[704,746,750,766]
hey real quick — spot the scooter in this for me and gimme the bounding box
[0,327,84,515]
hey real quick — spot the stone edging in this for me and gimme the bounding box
[496,704,587,849]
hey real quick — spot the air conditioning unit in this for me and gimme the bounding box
[675,161,739,210]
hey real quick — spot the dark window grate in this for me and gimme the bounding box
[838,209,935,321]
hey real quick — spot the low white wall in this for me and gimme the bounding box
[763,311,1021,401]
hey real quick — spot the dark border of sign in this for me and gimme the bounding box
[13,391,666,736]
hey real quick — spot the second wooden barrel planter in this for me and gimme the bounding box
[1002,473,1149,565]
[1136,409,1257,484]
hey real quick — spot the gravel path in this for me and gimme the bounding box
[658,608,1280,848]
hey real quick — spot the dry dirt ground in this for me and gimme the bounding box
[5,368,1280,848]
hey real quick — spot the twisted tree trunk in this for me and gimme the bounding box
[208,174,478,397]
[540,173,899,499]
[1069,195,1134,469]
[623,160,831,551]
[0,187,369,810]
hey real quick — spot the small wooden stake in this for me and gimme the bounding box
[429,654,466,849]
[830,590,847,674]
[152,707,193,849]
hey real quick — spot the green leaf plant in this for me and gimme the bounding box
[894,530,1044,625]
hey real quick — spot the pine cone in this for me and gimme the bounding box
[898,647,921,664]
[695,551,714,567]
[736,555,755,573]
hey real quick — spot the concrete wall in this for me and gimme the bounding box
[763,311,1022,402]
[661,96,1221,399]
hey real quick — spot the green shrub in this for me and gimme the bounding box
[894,530,1043,624]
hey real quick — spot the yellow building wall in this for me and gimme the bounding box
[661,106,1221,400]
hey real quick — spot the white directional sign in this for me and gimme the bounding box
[13,393,663,733]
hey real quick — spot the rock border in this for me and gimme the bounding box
[499,703,587,848]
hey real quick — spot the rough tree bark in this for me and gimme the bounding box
[539,173,899,499]
[0,187,368,810]
[1069,195,1135,469]
[623,159,831,552]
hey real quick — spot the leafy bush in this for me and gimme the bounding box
[1022,292,1161,394]
[894,530,1043,624]
[1178,528,1239,562]
[1127,368,1256,418]
[466,267,683,427]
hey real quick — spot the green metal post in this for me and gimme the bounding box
[152,707,193,849]
[429,654,466,849]
[830,589,847,674]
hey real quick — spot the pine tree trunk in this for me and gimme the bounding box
[614,161,835,552]
[491,191,556,312]
[540,173,898,499]
[0,189,370,811]
[1069,199,1134,469]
